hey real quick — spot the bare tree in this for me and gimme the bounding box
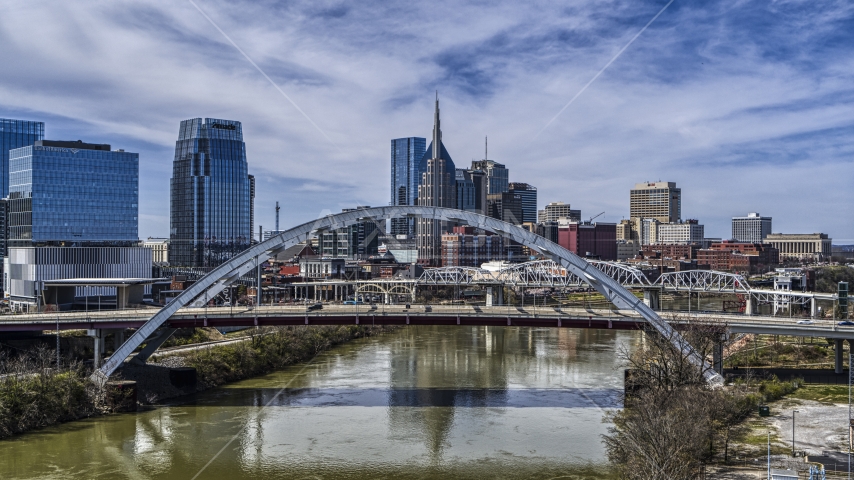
[604,387,713,480]
[605,315,733,477]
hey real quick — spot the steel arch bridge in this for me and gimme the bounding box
[91,206,723,386]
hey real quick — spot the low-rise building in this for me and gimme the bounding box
[763,233,832,261]
[732,212,771,243]
[642,243,700,260]
[558,222,617,261]
[441,226,505,267]
[616,219,635,242]
[696,241,779,273]
[538,202,581,224]
[655,220,704,245]
[617,240,641,261]
[299,258,346,279]
[143,237,169,264]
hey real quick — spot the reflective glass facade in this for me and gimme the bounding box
[7,143,139,244]
[390,137,426,236]
[455,169,476,212]
[509,182,537,224]
[470,159,509,195]
[170,118,252,267]
[0,118,44,198]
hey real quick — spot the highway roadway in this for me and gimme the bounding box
[0,304,852,339]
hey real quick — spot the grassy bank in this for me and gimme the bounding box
[162,325,396,389]
[0,348,99,440]
[1,325,396,439]
[726,334,839,369]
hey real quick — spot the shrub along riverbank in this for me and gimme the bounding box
[0,325,396,439]
[0,347,98,440]
[178,325,395,389]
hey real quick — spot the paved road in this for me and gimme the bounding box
[1,304,852,338]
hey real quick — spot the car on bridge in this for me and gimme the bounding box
[838,321,854,326]
[796,320,814,325]
[343,300,364,305]
[306,303,323,311]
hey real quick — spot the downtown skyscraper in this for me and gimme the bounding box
[390,136,426,236]
[169,118,254,267]
[416,96,456,266]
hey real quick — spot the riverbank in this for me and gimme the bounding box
[0,325,397,439]
[0,348,99,440]
[706,384,850,477]
[125,324,397,403]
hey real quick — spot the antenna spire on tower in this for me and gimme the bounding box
[432,92,441,159]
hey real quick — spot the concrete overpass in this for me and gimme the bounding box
[5,303,852,374]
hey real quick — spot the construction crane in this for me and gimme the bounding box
[588,211,605,222]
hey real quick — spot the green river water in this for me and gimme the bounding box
[0,326,641,479]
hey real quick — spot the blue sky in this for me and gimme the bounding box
[1,0,852,241]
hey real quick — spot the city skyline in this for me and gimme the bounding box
[0,1,850,241]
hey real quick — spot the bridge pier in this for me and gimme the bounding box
[87,329,107,369]
[835,339,845,374]
[713,342,724,376]
[643,288,661,311]
[811,297,818,318]
[486,287,503,307]
[113,329,125,351]
[745,296,757,316]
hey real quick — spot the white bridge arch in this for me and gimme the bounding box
[92,206,723,386]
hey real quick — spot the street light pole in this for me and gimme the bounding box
[767,429,771,480]
[792,409,799,457]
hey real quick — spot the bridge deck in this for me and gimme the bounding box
[0,305,851,338]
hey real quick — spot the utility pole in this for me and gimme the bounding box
[275,201,280,233]
[257,225,263,309]
[792,409,799,457]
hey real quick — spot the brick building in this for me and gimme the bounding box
[696,241,779,273]
[441,226,505,267]
[558,222,617,261]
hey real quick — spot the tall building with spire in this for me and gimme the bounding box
[416,95,456,266]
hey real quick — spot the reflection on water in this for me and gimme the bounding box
[0,326,639,479]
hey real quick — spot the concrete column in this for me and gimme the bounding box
[745,296,756,315]
[643,288,661,310]
[811,298,817,318]
[835,339,844,374]
[713,342,723,375]
[113,329,125,351]
[87,329,105,369]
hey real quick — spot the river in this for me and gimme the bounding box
[0,326,641,479]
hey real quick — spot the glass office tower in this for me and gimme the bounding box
[0,118,44,199]
[8,140,139,244]
[390,137,426,236]
[170,118,252,267]
[508,182,537,224]
[5,140,145,304]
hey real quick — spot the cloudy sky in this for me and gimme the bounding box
[1,0,852,242]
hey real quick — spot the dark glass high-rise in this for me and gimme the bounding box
[390,137,426,236]
[169,118,253,267]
